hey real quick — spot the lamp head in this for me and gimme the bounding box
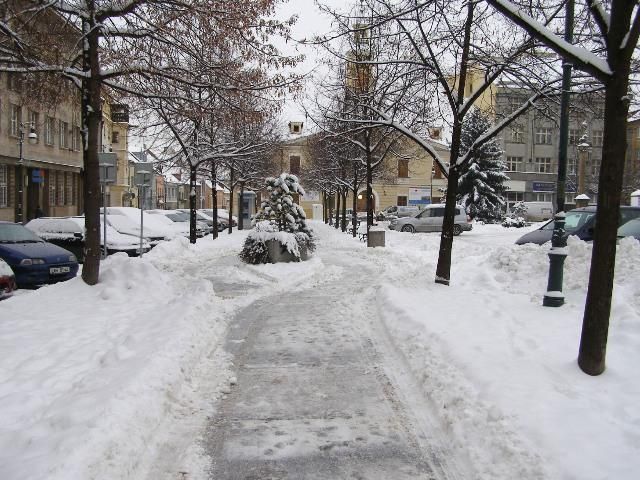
[27,127,37,144]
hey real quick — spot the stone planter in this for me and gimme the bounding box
[265,239,308,263]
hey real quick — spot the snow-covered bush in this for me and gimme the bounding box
[502,216,526,228]
[242,174,316,264]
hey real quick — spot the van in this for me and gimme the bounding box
[389,204,472,235]
[513,202,554,222]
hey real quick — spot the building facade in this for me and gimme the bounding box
[275,122,450,218]
[494,86,605,210]
[0,72,83,222]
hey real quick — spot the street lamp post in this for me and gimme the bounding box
[136,170,150,257]
[99,163,113,259]
[542,0,574,308]
[16,123,37,224]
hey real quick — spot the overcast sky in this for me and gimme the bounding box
[274,0,348,126]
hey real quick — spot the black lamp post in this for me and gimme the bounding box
[543,0,574,307]
[16,122,38,224]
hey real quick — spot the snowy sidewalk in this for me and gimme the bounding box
[201,253,458,479]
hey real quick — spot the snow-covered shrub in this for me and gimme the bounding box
[243,174,316,263]
[502,216,526,228]
[239,221,315,264]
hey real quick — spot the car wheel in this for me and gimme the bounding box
[453,224,463,236]
[401,224,415,233]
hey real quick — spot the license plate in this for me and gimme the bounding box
[50,266,70,275]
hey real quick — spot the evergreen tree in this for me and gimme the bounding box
[457,108,509,222]
[255,173,313,236]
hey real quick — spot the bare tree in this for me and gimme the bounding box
[0,0,298,280]
[487,0,640,375]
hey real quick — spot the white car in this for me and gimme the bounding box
[102,207,168,244]
[146,210,207,237]
[25,216,151,258]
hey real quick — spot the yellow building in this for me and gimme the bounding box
[274,122,450,218]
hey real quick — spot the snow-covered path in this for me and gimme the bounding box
[201,250,462,479]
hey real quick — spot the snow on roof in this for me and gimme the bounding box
[575,194,591,200]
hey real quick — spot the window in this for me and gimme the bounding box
[0,165,8,207]
[65,173,72,205]
[289,155,300,176]
[398,159,409,178]
[591,158,601,176]
[592,130,603,147]
[57,171,65,206]
[506,156,523,172]
[535,157,552,173]
[10,104,21,137]
[535,127,553,145]
[7,72,22,91]
[568,157,577,175]
[73,126,81,151]
[49,171,56,206]
[45,117,55,145]
[397,195,407,206]
[509,124,525,143]
[534,193,553,202]
[59,120,69,149]
[112,131,119,144]
[569,129,579,145]
[566,193,576,204]
[506,191,524,204]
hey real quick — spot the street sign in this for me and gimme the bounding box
[31,169,44,184]
[134,162,154,186]
[98,152,117,183]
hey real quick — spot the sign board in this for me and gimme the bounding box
[31,169,45,184]
[98,152,118,183]
[408,187,431,205]
[134,162,154,187]
[532,181,555,192]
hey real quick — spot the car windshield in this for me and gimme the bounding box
[541,211,595,232]
[618,219,640,237]
[0,224,43,243]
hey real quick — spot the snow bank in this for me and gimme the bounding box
[0,242,230,480]
[372,225,640,479]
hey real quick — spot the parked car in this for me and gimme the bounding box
[0,221,79,287]
[377,205,421,221]
[197,210,229,231]
[0,257,16,299]
[515,206,640,245]
[617,218,640,241]
[389,204,472,235]
[102,207,169,243]
[511,201,554,222]
[146,210,207,237]
[213,209,237,227]
[25,217,150,261]
[344,208,368,221]
[176,209,215,233]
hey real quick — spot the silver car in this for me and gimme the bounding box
[389,204,472,235]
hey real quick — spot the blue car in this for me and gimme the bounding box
[0,221,79,287]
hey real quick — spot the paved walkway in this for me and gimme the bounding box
[203,255,452,479]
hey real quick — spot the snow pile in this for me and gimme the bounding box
[0,245,229,480]
[372,225,640,479]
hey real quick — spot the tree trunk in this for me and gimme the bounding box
[352,164,358,237]
[212,162,218,239]
[365,135,374,233]
[341,189,347,232]
[323,191,328,223]
[228,167,234,234]
[335,189,341,229]
[238,182,245,231]
[189,165,197,244]
[434,1,473,285]
[81,15,102,286]
[578,49,631,376]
